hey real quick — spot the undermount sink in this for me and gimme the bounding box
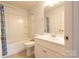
[34,34,64,45]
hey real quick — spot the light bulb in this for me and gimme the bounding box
[19,19,23,23]
[44,0,60,7]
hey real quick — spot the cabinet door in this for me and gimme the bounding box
[35,44,63,58]
[35,38,65,55]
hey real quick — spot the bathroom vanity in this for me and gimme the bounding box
[34,34,65,58]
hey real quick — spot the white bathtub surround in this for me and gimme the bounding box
[6,40,29,57]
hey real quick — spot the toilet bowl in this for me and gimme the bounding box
[24,41,35,47]
[24,41,35,57]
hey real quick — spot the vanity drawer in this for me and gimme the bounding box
[35,44,64,58]
[35,39,65,56]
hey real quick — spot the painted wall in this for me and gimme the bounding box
[27,2,45,39]
[45,5,64,34]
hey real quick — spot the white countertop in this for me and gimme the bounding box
[34,34,65,46]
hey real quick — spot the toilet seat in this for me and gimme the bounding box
[24,41,35,47]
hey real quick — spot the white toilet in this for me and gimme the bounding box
[24,41,35,57]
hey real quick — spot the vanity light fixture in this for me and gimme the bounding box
[19,19,23,23]
[44,0,60,7]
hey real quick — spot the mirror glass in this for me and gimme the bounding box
[44,2,64,35]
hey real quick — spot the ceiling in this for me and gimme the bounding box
[2,1,42,9]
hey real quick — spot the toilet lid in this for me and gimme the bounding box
[24,41,35,46]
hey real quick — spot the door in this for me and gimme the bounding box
[71,2,79,57]
[65,1,79,57]
[65,1,73,57]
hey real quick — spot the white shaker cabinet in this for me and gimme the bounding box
[35,38,65,58]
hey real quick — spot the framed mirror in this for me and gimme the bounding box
[44,1,64,36]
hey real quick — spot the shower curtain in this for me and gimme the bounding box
[0,5,7,56]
